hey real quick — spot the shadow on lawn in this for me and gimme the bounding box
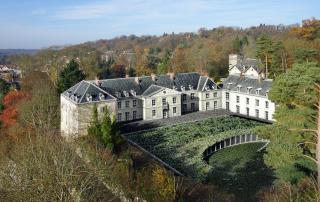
[206,150,275,202]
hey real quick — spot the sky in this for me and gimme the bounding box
[0,0,319,49]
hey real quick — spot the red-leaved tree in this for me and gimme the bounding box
[0,91,28,129]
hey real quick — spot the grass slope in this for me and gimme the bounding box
[207,143,275,202]
[126,116,263,179]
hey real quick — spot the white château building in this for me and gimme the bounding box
[60,54,275,138]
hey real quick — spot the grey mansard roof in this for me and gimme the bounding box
[231,58,263,73]
[62,72,218,104]
[222,75,272,96]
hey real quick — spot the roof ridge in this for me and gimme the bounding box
[84,80,117,100]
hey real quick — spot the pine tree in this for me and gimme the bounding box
[57,59,85,93]
[256,35,274,78]
[100,106,114,150]
[87,104,101,137]
[256,62,320,183]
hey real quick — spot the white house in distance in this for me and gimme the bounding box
[60,54,275,138]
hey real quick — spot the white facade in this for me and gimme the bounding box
[60,55,276,138]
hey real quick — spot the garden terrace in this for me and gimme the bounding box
[125,116,264,179]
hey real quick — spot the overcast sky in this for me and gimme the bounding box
[0,0,319,49]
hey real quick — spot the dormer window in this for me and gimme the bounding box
[227,82,233,90]
[181,85,185,91]
[246,87,252,94]
[86,94,92,102]
[130,89,136,96]
[255,88,262,95]
[173,85,177,90]
[204,85,209,91]
[99,93,105,100]
[115,91,121,98]
[266,90,269,97]
[189,84,194,90]
[123,91,129,97]
[66,91,72,97]
[237,85,242,92]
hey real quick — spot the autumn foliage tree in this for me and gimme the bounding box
[291,18,320,40]
[0,90,28,129]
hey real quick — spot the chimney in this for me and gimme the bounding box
[151,73,157,82]
[167,72,175,80]
[95,76,101,86]
[135,76,142,85]
[240,72,245,79]
[229,54,243,69]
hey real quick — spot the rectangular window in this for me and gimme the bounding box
[133,100,137,107]
[182,94,186,101]
[183,104,187,111]
[133,111,137,120]
[117,101,121,109]
[162,98,167,106]
[152,99,156,106]
[214,92,217,97]
[265,111,269,120]
[255,109,259,118]
[191,93,195,100]
[236,105,240,113]
[246,107,249,116]
[173,97,176,104]
[125,112,130,121]
[206,93,209,98]
[152,110,156,117]
[256,99,259,107]
[236,96,240,103]
[226,102,230,111]
[125,100,130,108]
[191,103,195,111]
[214,101,217,109]
[226,92,229,100]
[117,113,122,121]
[173,107,176,114]
[265,101,269,108]
[206,102,209,110]
[246,97,249,105]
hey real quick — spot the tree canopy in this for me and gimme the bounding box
[57,59,85,94]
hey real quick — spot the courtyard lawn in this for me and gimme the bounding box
[125,116,264,179]
[207,143,275,202]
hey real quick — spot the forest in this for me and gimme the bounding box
[0,18,319,201]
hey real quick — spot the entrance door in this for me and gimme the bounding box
[163,109,168,119]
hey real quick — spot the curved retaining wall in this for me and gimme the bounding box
[203,134,269,160]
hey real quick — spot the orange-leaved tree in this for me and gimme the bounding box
[0,90,28,129]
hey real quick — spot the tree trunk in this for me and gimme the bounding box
[265,54,268,79]
[317,90,320,189]
[316,86,320,190]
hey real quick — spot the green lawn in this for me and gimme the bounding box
[126,116,264,179]
[207,143,275,202]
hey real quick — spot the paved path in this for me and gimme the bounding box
[120,109,230,134]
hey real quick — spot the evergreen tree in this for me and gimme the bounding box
[294,48,318,63]
[256,35,274,78]
[256,62,320,183]
[128,67,136,77]
[157,49,171,74]
[87,104,101,137]
[100,107,114,150]
[57,59,85,93]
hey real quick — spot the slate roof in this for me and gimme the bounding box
[142,85,164,96]
[232,58,263,73]
[62,72,218,104]
[222,75,272,96]
[62,81,115,104]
